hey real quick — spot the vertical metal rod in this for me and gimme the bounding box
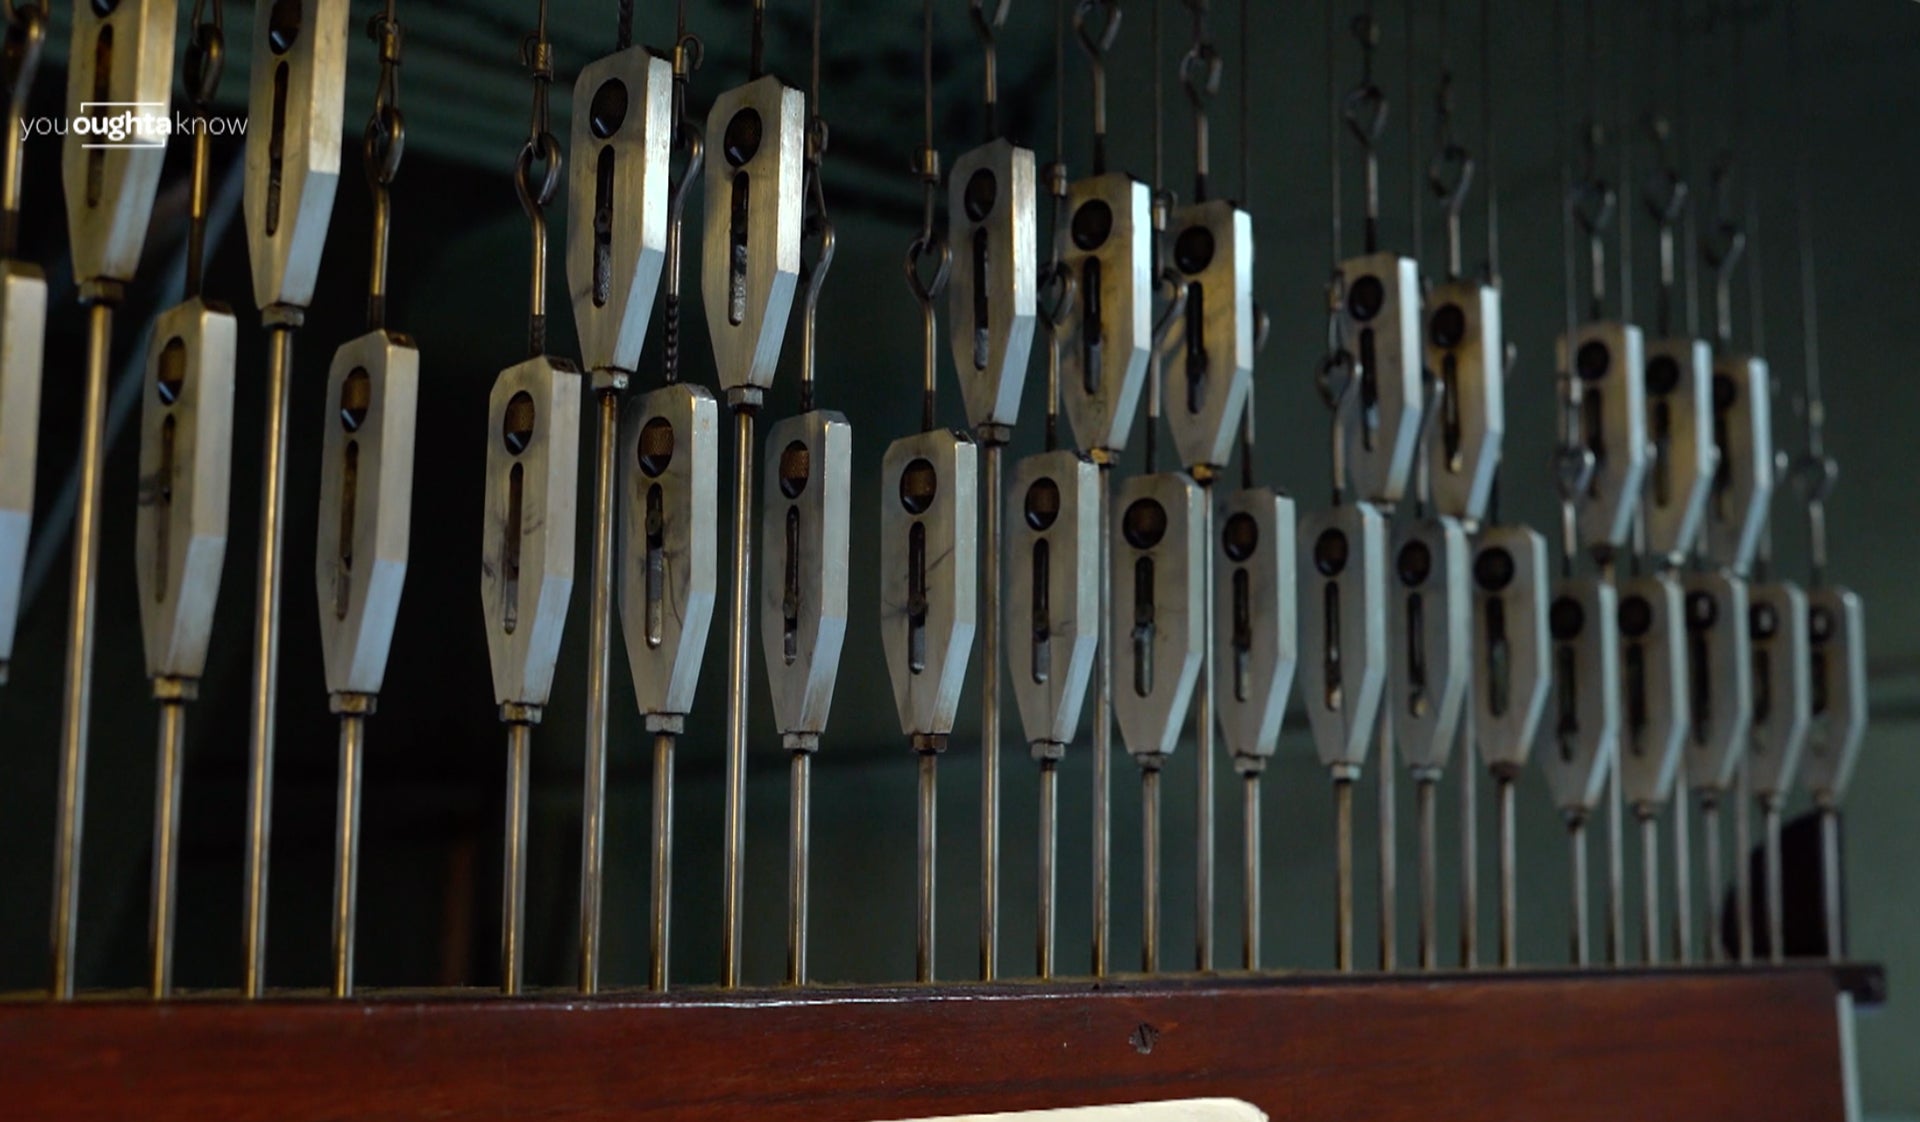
[980,442,1002,981]
[1820,805,1841,962]
[916,750,938,982]
[1092,465,1113,977]
[1764,797,1783,964]
[1569,817,1591,966]
[148,697,187,999]
[1377,715,1397,971]
[1735,759,1753,964]
[1142,763,1162,973]
[578,392,619,995]
[1037,760,1058,979]
[1459,709,1480,968]
[722,408,756,987]
[1242,771,1260,971]
[51,300,113,1000]
[1497,775,1517,968]
[330,714,366,998]
[1195,494,1215,972]
[1605,742,1625,966]
[1702,792,1723,964]
[1335,775,1355,972]
[787,750,811,985]
[1417,776,1438,971]
[1639,808,1660,966]
[242,321,297,1000]
[1673,779,1694,964]
[502,722,531,996]
[651,732,674,991]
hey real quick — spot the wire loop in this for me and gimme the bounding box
[514,130,562,216]
[0,1,43,114]
[1427,143,1474,216]
[182,5,224,108]
[1343,83,1389,150]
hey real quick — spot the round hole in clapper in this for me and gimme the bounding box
[1646,354,1682,397]
[964,168,997,222]
[1686,590,1718,630]
[1313,528,1349,576]
[1810,604,1834,643]
[1222,512,1259,563]
[1347,275,1385,323]
[1024,477,1061,531]
[339,368,372,433]
[1474,546,1516,592]
[724,107,762,167]
[1174,226,1215,275]
[638,417,675,478]
[501,391,537,456]
[1122,498,1168,550]
[1396,539,1432,587]
[1712,373,1738,410]
[1576,340,1611,381]
[1549,596,1585,641]
[590,78,629,139]
[155,338,187,406]
[899,458,938,514]
[779,440,811,499]
[1071,199,1113,251]
[1619,595,1654,638]
[267,0,302,54]
[1429,303,1467,349]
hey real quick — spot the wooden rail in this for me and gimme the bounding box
[0,963,1873,1121]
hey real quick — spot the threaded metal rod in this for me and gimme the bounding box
[501,722,531,996]
[787,749,811,986]
[148,698,186,998]
[1142,762,1163,974]
[1335,775,1355,972]
[1417,776,1438,971]
[1242,771,1261,970]
[330,713,366,998]
[651,731,675,991]
[241,321,297,1000]
[721,408,756,987]
[1038,759,1059,978]
[578,391,619,995]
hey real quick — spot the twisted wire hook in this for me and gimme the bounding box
[1074,0,1121,172]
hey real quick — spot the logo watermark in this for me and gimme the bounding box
[22,103,248,147]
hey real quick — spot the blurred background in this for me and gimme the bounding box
[0,0,1912,1116]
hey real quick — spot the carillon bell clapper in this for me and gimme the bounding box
[567,32,674,997]
[53,0,177,1001]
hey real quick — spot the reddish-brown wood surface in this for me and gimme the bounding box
[0,966,1853,1121]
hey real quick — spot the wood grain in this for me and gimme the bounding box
[0,966,1855,1122]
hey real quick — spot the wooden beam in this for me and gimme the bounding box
[0,966,1858,1121]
